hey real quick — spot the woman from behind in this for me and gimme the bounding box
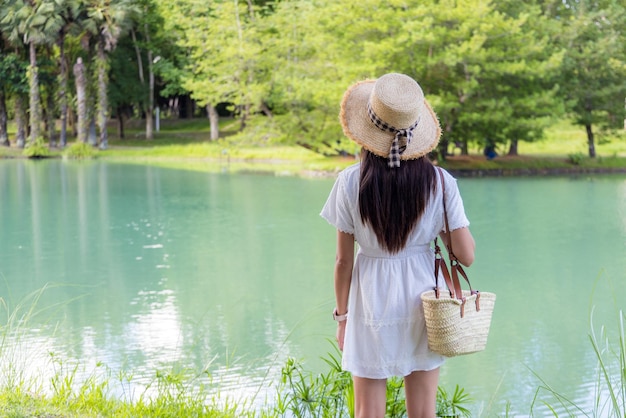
[321,73,475,418]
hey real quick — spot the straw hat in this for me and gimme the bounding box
[339,73,441,166]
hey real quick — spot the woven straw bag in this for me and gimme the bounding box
[421,168,496,357]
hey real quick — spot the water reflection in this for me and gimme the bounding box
[0,160,625,415]
[1,160,330,408]
[128,289,182,362]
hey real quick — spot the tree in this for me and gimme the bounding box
[260,0,566,158]
[0,83,7,146]
[554,0,626,157]
[175,0,271,139]
[55,0,82,147]
[108,35,146,138]
[0,0,62,146]
[39,47,59,145]
[252,0,367,154]
[0,38,11,146]
[129,0,163,140]
[82,0,137,149]
[73,56,87,143]
[0,18,30,147]
[448,1,565,156]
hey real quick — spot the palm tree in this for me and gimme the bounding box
[0,38,10,146]
[73,56,88,143]
[0,0,62,146]
[55,0,82,147]
[82,0,138,149]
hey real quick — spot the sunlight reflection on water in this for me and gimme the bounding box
[1,161,625,416]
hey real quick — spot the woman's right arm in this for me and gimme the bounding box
[334,230,354,351]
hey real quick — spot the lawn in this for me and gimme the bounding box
[2,117,625,176]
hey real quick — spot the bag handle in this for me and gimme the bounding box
[434,167,480,315]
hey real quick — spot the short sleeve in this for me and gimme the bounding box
[441,169,470,232]
[320,170,355,235]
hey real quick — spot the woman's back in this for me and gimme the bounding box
[325,162,469,256]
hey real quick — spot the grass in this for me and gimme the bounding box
[529,309,625,417]
[528,273,625,417]
[0,338,470,418]
[1,118,626,177]
[0,285,473,417]
[3,296,624,417]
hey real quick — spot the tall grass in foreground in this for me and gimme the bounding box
[530,309,625,417]
[0,345,471,417]
[0,285,472,417]
[3,281,624,417]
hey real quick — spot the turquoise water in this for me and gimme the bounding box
[1,159,625,415]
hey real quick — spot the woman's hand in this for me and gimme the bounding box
[336,321,347,351]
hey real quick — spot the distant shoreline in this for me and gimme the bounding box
[3,145,626,178]
[447,166,626,177]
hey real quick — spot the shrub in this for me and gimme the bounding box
[23,137,50,159]
[64,142,97,159]
[567,152,585,165]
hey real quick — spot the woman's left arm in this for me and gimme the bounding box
[440,227,475,267]
[334,230,354,350]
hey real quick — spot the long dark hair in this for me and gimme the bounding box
[359,148,437,253]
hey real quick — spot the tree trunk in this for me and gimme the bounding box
[58,36,68,147]
[28,41,42,145]
[207,104,219,140]
[508,139,519,156]
[180,95,193,118]
[0,90,8,146]
[15,96,27,148]
[117,107,125,139]
[437,139,449,162]
[88,117,97,145]
[73,57,88,143]
[146,24,154,141]
[131,28,153,140]
[45,91,56,147]
[130,29,145,83]
[260,102,273,118]
[585,124,596,158]
[460,141,468,155]
[96,40,109,149]
[438,115,456,161]
[68,105,77,137]
[240,103,251,130]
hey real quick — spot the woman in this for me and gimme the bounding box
[321,73,475,418]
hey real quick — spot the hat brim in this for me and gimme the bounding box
[339,80,441,159]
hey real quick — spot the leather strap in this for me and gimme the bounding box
[434,167,479,312]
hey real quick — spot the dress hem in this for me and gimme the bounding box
[344,359,446,380]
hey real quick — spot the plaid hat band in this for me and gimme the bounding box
[367,101,420,168]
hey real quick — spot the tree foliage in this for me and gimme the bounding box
[551,0,626,157]
[0,0,624,157]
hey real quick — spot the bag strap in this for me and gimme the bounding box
[433,167,456,297]
[434,167,477,305]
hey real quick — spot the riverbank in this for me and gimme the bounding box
[2,116,626,177]
[2,143,626,178]
[440,154,626,177]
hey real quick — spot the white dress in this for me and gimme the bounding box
[320,163,470,379]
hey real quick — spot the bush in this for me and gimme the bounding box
[64,142,97,159]
[567,152,585,165]
[23,137,50,159]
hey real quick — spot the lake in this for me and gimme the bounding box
[0,159,625,416]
